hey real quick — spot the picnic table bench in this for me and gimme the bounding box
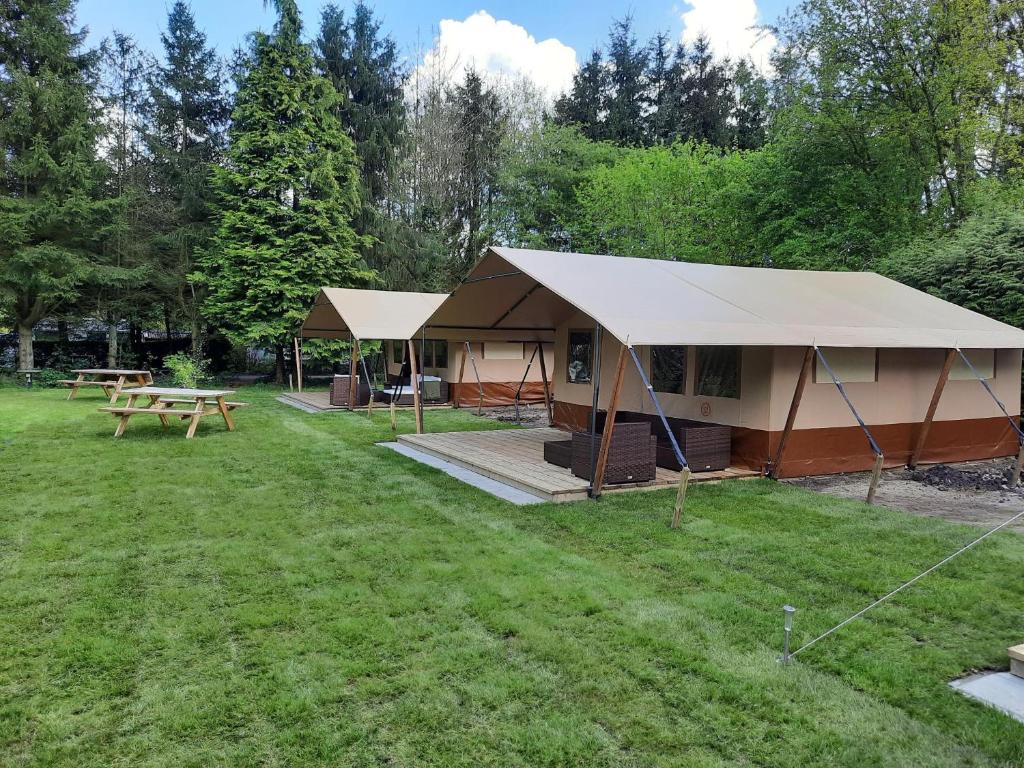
[98,387,247,438]
[59,369,153,403]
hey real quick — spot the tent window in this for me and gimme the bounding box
[420,339,434,368]
[814,348,877,383]
[567,330,593,384]
[432,340,449,369]
[391,340,404,364]
[950,349,995,380]
[696,346,741,399]
[651,346,687,395]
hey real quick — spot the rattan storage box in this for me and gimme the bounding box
[330,374,371,407]
[570,423,658,484]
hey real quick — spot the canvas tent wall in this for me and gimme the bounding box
[427,247,1024,476]
[301,287,553,407]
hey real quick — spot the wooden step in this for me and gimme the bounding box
[1009,644,1024,678]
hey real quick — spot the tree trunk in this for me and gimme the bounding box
[164,306,172,341]
[190,316,203,360]
[57,319,69,345]
[107,321,118,368]
[17,323,34,371]
[275,345,286,385]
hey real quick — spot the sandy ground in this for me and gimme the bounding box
[470,402,551,426]
[789,458,1024,531]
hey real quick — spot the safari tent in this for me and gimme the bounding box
[425,247,1024,479]
[300,287,554,425]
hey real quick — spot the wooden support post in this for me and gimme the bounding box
[908,348,956,469]
[671,467,692,529]
[463,341,484,415]
[407,339,424,434]
[866,453,884,505]
[591,344,628,498]
[454,344,467,409]
[293,337,303,393]
[770,346,814,480]
[349,336,359,411]
[537,342,553,425]
[390,398,397,431]
[1011,443,1024,487]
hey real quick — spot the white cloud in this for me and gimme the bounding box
[679,0,777,72]
[416,11,577,100]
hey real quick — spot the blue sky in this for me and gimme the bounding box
[76,0,791,96]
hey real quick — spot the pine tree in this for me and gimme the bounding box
[676,36,733,147]
[316,1,406,280]
[448,68,505,281]
[604,17,648,146]
[195,0,371,382]
[0,0,110,370]
[88,31,153,366]
[316,2,404,212]
[553,49,607,141]
[731,59,769,149]
[146,0,228,358]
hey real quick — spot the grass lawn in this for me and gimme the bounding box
[2,386,1024,767]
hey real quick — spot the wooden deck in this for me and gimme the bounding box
[278,391,450,413]
[397,427,759,502]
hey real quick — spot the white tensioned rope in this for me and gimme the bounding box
[790,506,1024,658]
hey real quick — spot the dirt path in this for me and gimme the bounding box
[789,458,1024,531]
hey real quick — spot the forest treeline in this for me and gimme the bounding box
[3,0,1024,379]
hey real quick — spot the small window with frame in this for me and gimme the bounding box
[432,340,449,369]
[651,346,687,395]
[696,346,741,399]
[420,339,434,368]
[392,340,404,365]
[567,330,593,384]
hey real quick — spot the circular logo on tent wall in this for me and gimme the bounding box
[700,401,712,418]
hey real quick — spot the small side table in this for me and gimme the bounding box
[16,368,42,387]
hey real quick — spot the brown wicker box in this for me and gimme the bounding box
[330,374,371,407]
[570,423,658,484]
[610,412,731,472]
[678,422,731,472]
[543,439,573,468]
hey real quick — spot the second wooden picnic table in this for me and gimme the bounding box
[99,387,246,438]
[61,368,153,404]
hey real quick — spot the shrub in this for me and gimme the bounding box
[34,368,71,388]
[164,353,210,389]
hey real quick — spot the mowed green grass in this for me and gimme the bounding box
[2,387,1024,767]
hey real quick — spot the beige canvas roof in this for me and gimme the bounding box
[302,287,448,340]
[425,247,1024,349]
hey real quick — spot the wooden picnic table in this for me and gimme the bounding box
[98,387,247,439]
[60,368,153,404]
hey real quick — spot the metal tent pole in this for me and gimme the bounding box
[588,323,603,497]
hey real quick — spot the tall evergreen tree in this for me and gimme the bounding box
[316,1,406,280]
[731,59,769,149]
[146,0,228,358]
[553,49,607,141]
[675,36,733,147]
[316,2,404,214]
[88,31,153,366]
[448,68,505,280]
[603,17,648,145]
[195,0,371,382]
[0,0,110,370]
